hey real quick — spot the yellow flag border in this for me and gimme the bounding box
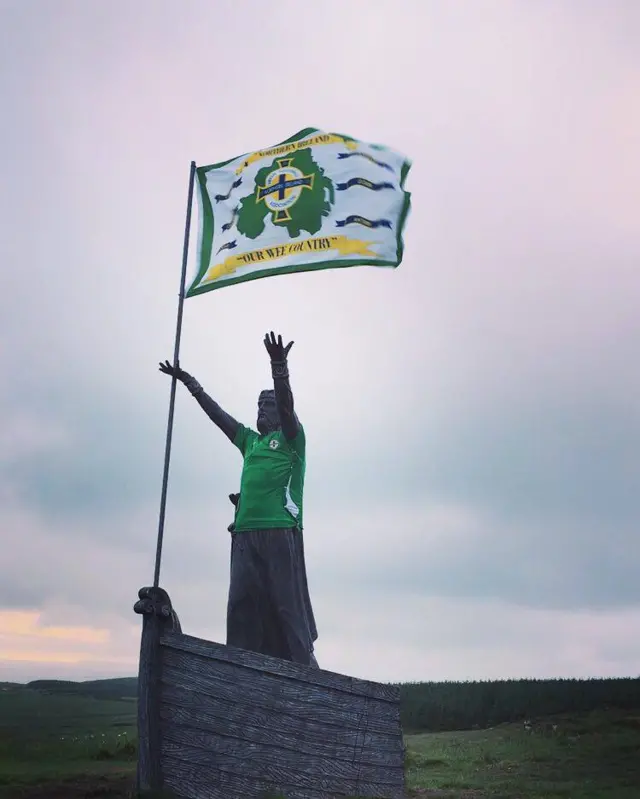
[200,235,380,286]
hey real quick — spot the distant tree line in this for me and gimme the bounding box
[27,678,138,701]
[396,677,640,732]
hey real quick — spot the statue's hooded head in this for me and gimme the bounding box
[256,389,300,436]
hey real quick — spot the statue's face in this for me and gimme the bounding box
[257,390,280,435]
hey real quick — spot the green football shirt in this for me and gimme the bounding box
[232,423,306,531]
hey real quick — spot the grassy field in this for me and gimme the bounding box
[1,682,639,798]
[405,708,640,798]
[0,683,136,798]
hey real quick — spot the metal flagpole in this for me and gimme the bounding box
[153,160,197,588]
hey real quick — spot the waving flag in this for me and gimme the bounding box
[186,127,411,297]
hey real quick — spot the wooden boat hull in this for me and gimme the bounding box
[134,586,405,798]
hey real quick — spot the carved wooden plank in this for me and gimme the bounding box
[163,755,354,799]
[160,671,389,735]
[159,698,403,761]
[161,682,400,755]
[133,586,181,793]
[162,648,396,721]
[162,646,400,720]
[163,749,405,799]
[161,656,396,732]
[161,631,399,703]
[161,672,391,744]
[161,722,404,785]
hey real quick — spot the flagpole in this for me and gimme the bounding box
[153,160,197,588]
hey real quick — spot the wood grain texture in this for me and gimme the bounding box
[160,680,399,752]
[161,722,403,785]
[159,697,403,760]
[163,753,405,799]
[160,631,399,702]
[161,648,397,730]
[157,636,404,798]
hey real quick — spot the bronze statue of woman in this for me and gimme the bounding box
[159,332,318,667]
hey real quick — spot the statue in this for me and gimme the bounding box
[159,332,318,667]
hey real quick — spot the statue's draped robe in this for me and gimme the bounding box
[227,527,318,666]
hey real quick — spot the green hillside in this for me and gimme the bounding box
[0,684,136,741]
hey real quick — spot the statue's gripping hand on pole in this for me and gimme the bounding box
[158,359,239,443]
[263,332,299,441]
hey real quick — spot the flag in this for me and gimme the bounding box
[186,127,411,297]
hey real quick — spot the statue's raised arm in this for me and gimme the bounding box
[158,360,239,443]
[263,331,299,441]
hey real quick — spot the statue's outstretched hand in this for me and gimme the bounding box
[263,332,294,362]
[159,359,189,382]
[159,360,238,441]
[264,331,298,439]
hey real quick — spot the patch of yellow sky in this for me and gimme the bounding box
[0,610,127,666]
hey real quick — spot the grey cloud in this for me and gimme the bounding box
[308,498,640,612]
[1,0,639,682]
[387,522,640,612]
[0,498,231,615]
[421,400,640,526]
[0,577,45,611]
[0,358,252,530]
[310,393,639,527]
[1,394,195,523]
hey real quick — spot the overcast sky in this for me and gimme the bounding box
[1,0,639,685]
